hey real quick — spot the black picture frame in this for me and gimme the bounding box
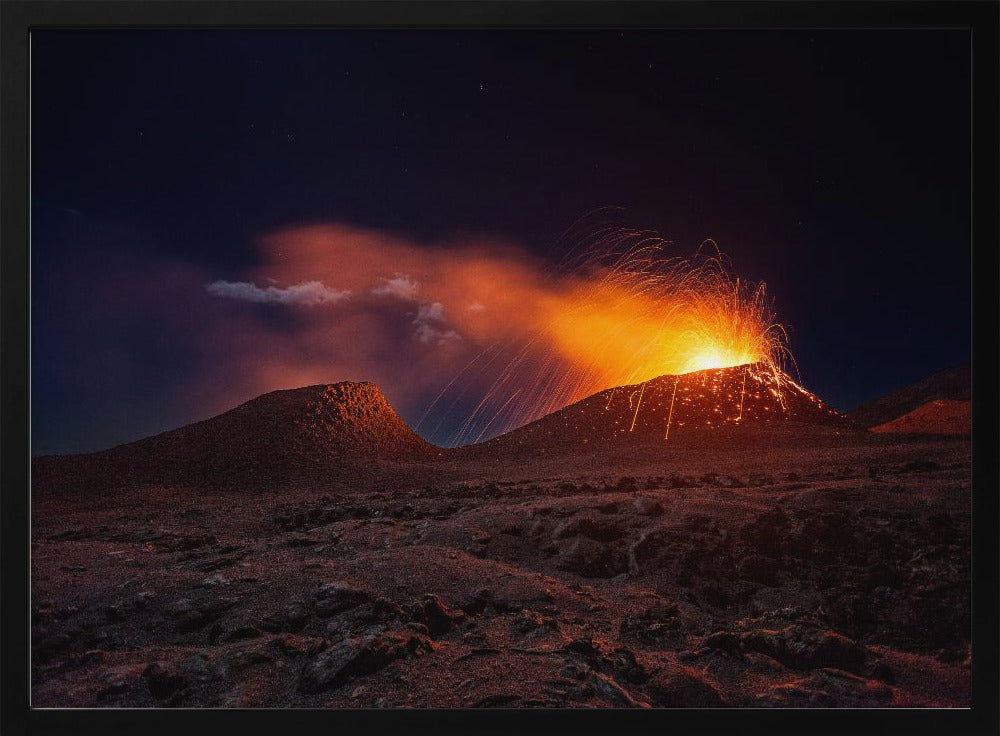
[2,2,997,735]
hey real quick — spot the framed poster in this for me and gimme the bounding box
[2,1,997,734]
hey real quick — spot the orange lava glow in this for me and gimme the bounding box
[543,274,771,381]
[443,229,793,445]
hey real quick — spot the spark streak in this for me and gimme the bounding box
[605,387,617,410]
[664,375,680,440]
[629,382,647,432]
[737,364,748,422]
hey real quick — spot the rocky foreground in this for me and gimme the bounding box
[32,424,970,708]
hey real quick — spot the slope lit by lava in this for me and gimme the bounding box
[476,363,843,450]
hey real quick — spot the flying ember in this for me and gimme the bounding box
[427,224,794,446]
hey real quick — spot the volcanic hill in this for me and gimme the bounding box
[32,382,437,494]
[847,363,970,429]
[33,367,846,495]
[477,363,843,453]
[870,399,971,435]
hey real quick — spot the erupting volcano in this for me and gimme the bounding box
[426,227,797,447]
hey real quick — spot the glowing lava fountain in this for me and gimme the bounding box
[423,225,796,447]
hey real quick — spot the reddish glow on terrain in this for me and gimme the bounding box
[484,362,840,448]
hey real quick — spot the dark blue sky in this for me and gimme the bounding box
[32,30,970,454]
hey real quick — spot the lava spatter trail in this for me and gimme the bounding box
[422,224,797,447]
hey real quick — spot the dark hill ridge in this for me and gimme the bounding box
[847,363,970,429]
[34,367,847,494]
[32,382,437,493]
[476,363,843,452]
[871,399,971,436]
[33,366,847,493]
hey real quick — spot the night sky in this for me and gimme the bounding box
[32,30,970,455]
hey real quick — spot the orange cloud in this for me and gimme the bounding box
[187,223,558,442]
[190,221,784,447]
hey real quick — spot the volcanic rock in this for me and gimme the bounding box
[741,626,869,675]
[143,662,187,701]
[633,496,664,516]
[165,596,240,633]
[411,594,466,636]
[619,603,685,646]
[557,537,626,578]
[554,517,626,543]
[644,665,728,707]
[260,601,310,633]
[314,583,371,617]
[298,631,432,694]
